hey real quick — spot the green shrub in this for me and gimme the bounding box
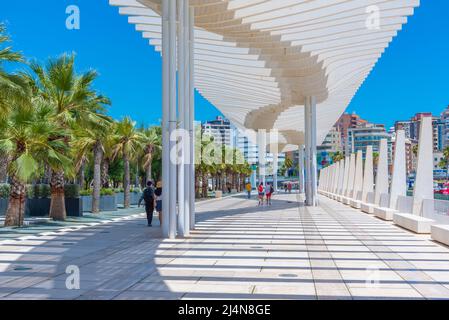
[32,184,51,199]
[26,184,34,198]
[114,188,124,193]
[0,184,10,198]
[80,189,92,196]
[130,187,142,194]
[100,188,115,196]
[64,184,80,198]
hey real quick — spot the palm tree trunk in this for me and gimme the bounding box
[123,151,130,208]
[202,173,208,198]
[0,151,10,183]
[4,175,26,227]
[49,169,66,221]
[102,158,110,188]
[78,159,85,189]
[92,141,103,213]
[146,161,152,184]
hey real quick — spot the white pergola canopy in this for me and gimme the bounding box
[110,0,419,151]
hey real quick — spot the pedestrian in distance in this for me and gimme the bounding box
[258,183,265,206]
[155,181,163,226]
[246,182,252,199]
[139,181,156,227]
[266,183,274,206]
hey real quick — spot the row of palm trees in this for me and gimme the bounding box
[0,24,253,227]
[0,25,161,226]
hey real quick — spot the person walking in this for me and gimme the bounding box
[246,182,252,199]
[139,181,155,227]
[155,181,163,226]
[266,183,274,206]
[258,183,265,206]
[287,182,292,194]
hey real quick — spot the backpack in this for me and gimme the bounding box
[143,187,155,203]
[270,186,274,194]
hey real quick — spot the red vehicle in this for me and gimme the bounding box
[437,188,449,195]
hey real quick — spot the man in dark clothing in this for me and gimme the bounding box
[139,181,155,227]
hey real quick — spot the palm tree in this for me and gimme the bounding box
[141,126,161,183]
[28,54,110,220]
[113,117,145,208]
[72,118,112,213]
[332,151,344,163]
[0,98,69,226]
[0,24,26,183]
[439,147,449,181]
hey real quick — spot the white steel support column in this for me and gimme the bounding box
[305,97,317,206]
[161,0,170,238]
[273,152,279,191]
[258,130,267,187]
[299,145,305,194]
[188,6,196,230]
[168,0,177,239]
[183,0,191,236]
[177,0,186,237]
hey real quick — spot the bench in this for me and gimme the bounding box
[361,202,376,214]
[374,207,398,221]
[431,225,449,246]
[350,200,362,209]
[393,213,435,234]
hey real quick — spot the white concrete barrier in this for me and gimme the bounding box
[374,207,397,221]
[431,225,449,246]
[393,213,435,234]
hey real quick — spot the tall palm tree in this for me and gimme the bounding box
[0,98,70,226]
[72,118,112,213]
[141,126,161,183]
[0,24,26,183]
[113,117,145,208]
[28,54,110,220]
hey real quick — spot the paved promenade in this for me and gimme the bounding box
[1,194,449,300]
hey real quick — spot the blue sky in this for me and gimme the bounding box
[1,0,448,128]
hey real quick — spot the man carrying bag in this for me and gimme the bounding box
[139,181,156,227]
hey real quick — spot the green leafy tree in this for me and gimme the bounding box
[112,117,145,208]
[28,54,110,220]
[0,98,70,226]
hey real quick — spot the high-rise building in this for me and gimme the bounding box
[347,123,392,160]
[440,105,449,149]
[395,113,443,152]
[334,112,368,154]
[202,116,233,147]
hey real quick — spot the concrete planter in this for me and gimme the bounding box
[130,192,142,205]
[81,195,117,212]
[0,198,8,216]
[100,195,117,211]
[115,192,124,204]
[65,198,83,217]
[25,198,51,217]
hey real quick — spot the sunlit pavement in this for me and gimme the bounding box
[1,194,449,300]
